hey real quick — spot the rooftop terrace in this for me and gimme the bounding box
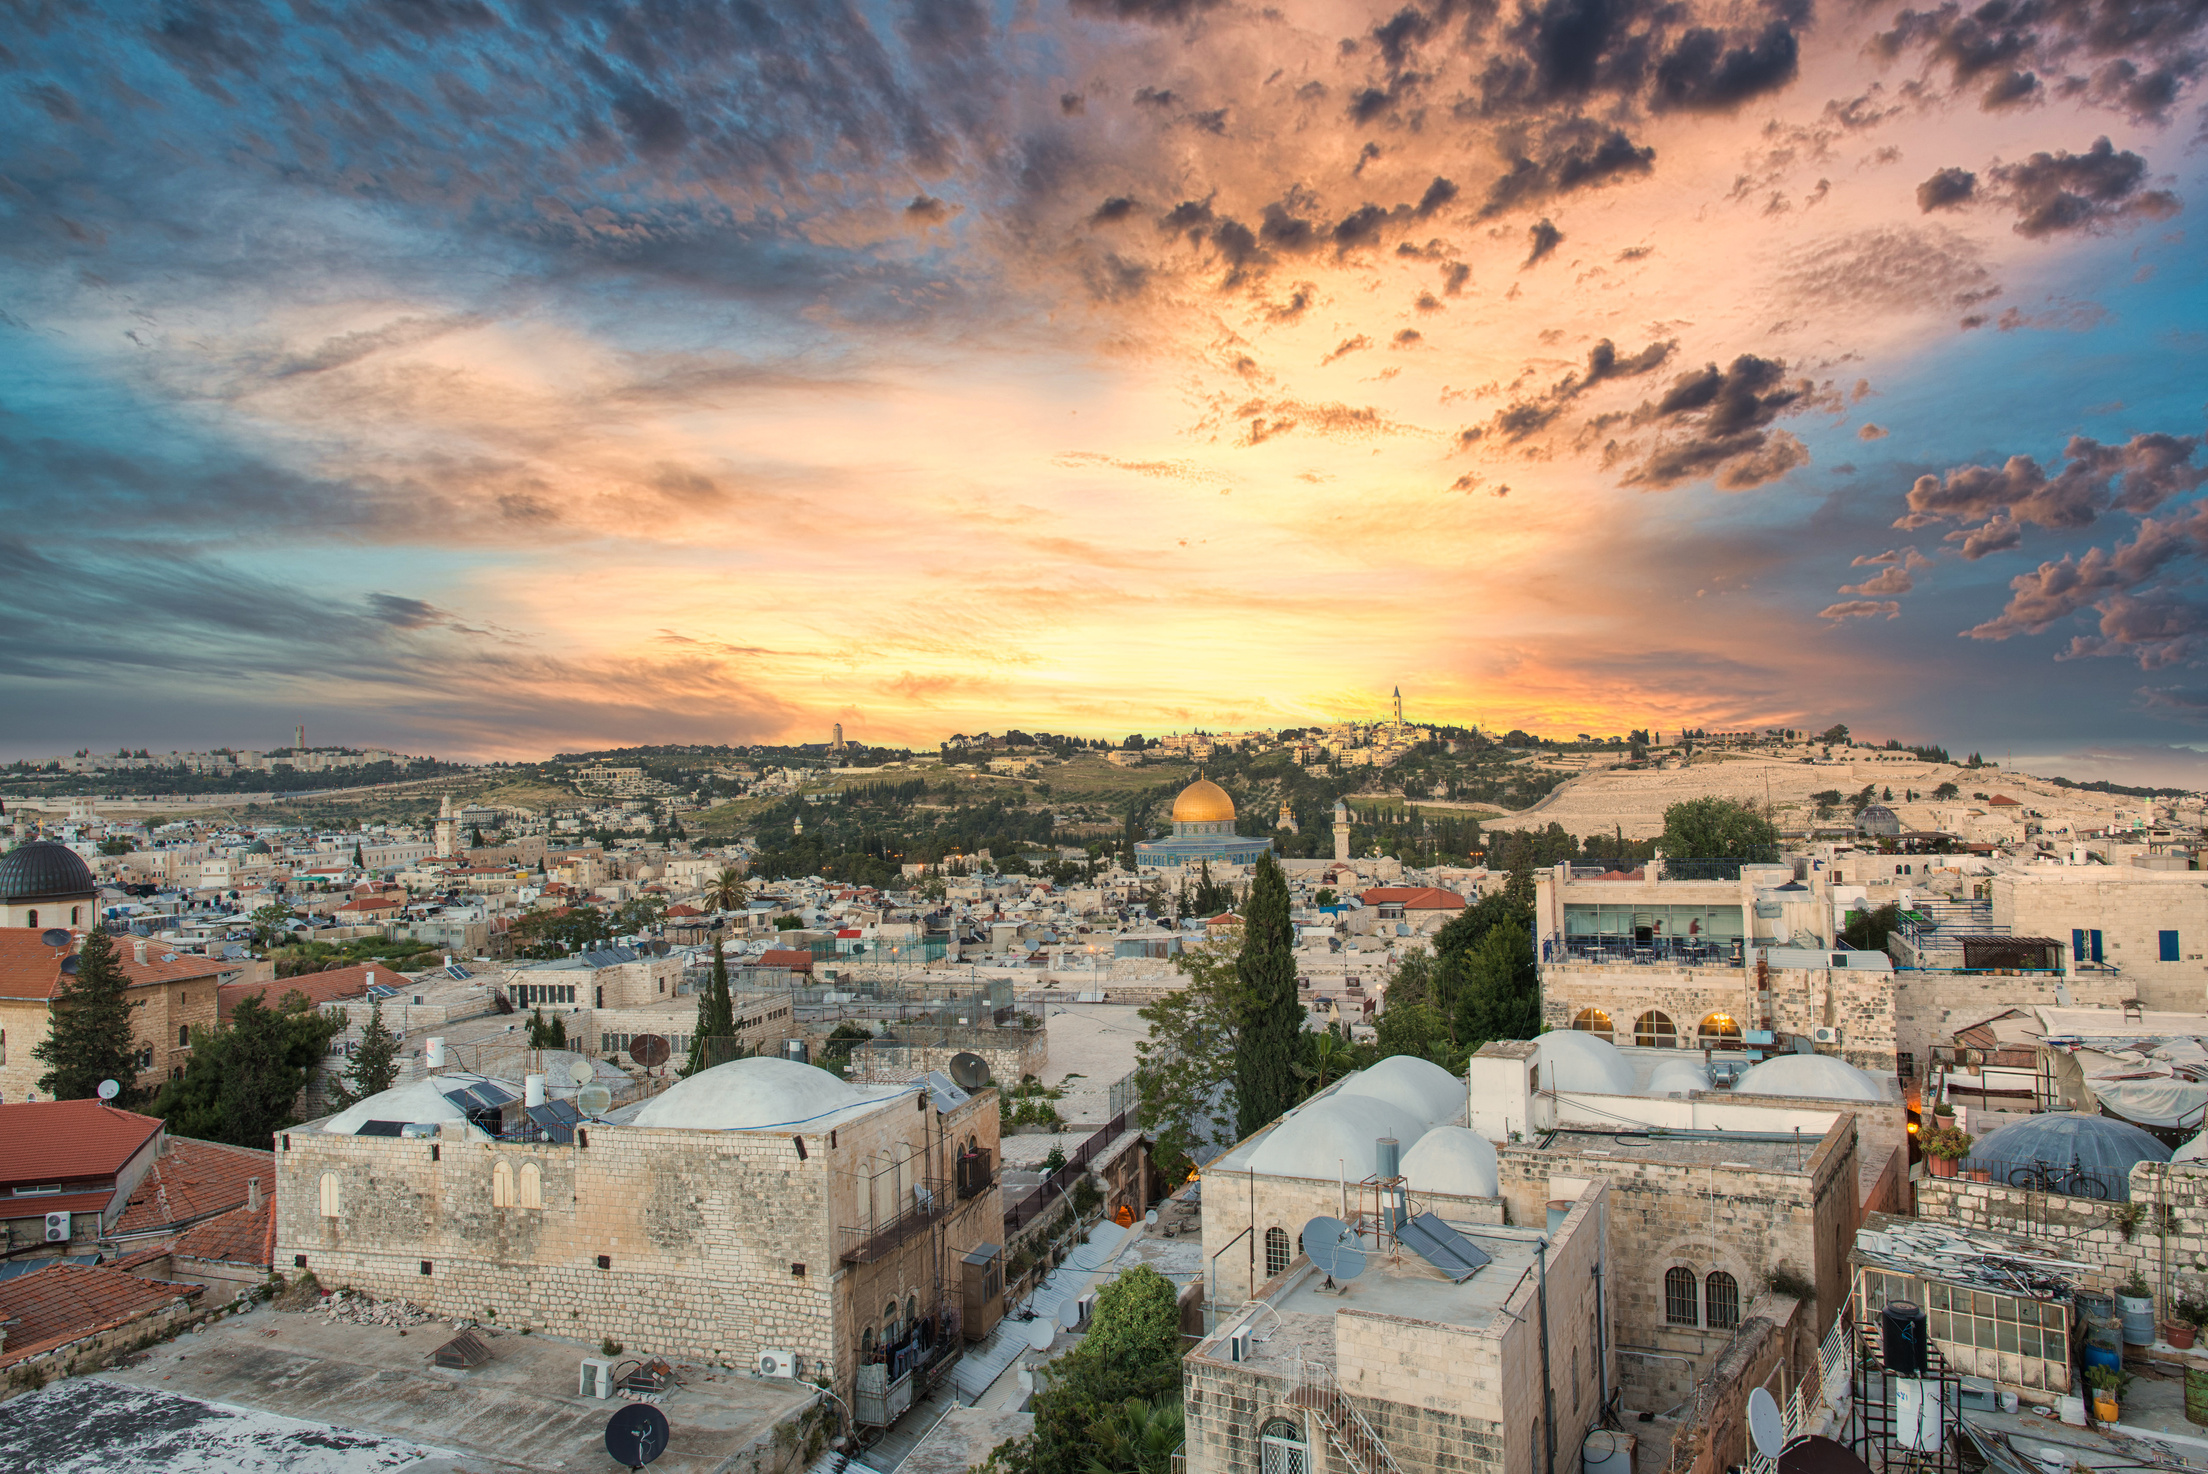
[1536,1128,1820,1170]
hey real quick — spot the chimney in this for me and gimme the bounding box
[133,938,148,965]
[247,1177,262,1213]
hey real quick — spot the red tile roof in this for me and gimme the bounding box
[758,949,815,972]
[217,960,394,1021]
[0,930,229,1004]
[1988,794,2022,806]
[113,1137,274,1235]
[171,1196,275,1269]
[1359,887,1468,909]
[0,1190,112,1218]
[334,895,402,913]
[0,1263,202,1367]
[665,904,702,917]
[0,1101,162,1188]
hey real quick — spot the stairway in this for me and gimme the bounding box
[1288,1361,1401,1474]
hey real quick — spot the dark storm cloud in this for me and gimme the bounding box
[1467,335,1677,444]
[1650,24,1800,112]
[1468,0,1805,120]
[1873,0,2208,123]
[1481,127,1655,214]
[1621,355,1816,491]
[1089,196,1141,225]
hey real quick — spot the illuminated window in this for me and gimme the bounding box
[1698,1014,1744,1051]
[1572,1008,1614,1041]
[1266,1226,1291,1277]
[1664,1267,1698,1325]
[1706,1271,1740,1330]
[1635,1011,1677,1048]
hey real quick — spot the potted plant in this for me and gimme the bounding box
[1921,1126,1972,1178]
[2084,1366,2129,1425]
[2173,1291,2208,1349]
[2118,1269,2155,1348]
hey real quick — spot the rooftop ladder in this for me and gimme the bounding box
[1289,1360,1403,1474]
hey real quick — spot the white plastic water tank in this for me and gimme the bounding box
[525,1073,546,1107]
[1895,1376,1945,1451]
[1582,1429,1634,1474]
[426,1037,447,1068]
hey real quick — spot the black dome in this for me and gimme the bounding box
[0,841,97,902]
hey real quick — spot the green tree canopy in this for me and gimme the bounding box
[153,992,344,1148]
[1133,939,1239,1180]
[1658,796,1779,859]
[1230,853,1299,1140]
[1022,1265,1184,1474]
[683,939,739,1076]
[332,1002,399,1108]
[34,927,143,1104]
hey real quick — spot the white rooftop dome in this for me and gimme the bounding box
[1534,1031,1636,1096]
[631,1056,892,1132]
[2174,1130,2208,1164]
[1733,1053,1885,1103]
[1334,1053,1466,1127]
[321,1074,492,1138]
[1646,1059,1714,1097]
[1247,1092,1429,1179]
[1400,1126,1499,1199]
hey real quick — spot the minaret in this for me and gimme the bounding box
[1332,799,1351,862]
[832,722,844,752]
[434,793,458,857]
[1393,686,1403,726]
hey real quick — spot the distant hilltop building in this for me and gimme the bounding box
[832,723,844,752]
[1134,777,1275,870]
[1394,685,1403,726]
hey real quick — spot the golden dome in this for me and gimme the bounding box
[1172,778,1236,824]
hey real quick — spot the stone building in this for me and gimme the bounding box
[1133,778,1275,870]
[1991,863,2208,1010]
[1182,1176,1611,1474]
[274,1055,1002,1417]
[1,840,98,931]
[0,928,234,1102]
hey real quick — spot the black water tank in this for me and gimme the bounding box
[1882,1301,1927,1374]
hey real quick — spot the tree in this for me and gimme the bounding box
[1231,853,1299,1140]
[683,939,739,1076]
[1932,781,1960,800]
[527,1007,568,1050]
[1026,1265,1184,1474]
[1840,902,1904,952]
[1082,1397,1184,1474]
[351,842,365,868]
[1818,724,1850,745]
[509,907,611,958]
[1454,924,1540,1048]
[1133,940,1239,1180]
[1292,1028,1357,1098]
[1313,887,1336,907]
[332,1002,400,1108]
[1659,797,1779,859]
[612,895,668,935]
[704,866,748,913]
[34,928,143,1103]
[153,992,344,1148]
[247,901,296,948]
[1375,1000,1452,1065]
[1190,861,1234,918]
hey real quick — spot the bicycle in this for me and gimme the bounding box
[2006,1156,2110,1199]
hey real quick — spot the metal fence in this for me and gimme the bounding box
[1937,1156,2129,1201]
[1003,1109,1131,1232]
[1549,936,1746,968]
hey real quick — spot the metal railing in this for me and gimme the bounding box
[1936,1155,2127,1201]
[838,1177,952,1264]
[1748,1311,1853,1474]
[1549,936,1746,968]
[1003,1110,1129,1232]
[1292,1358,1402,1474]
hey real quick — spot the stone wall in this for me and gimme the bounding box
[1199,1166,1504,1305]
[1538,961,1899,1073]
[1889,972,2127,1071]
[1656,1294,1809,1474]
[846,1028,1045,1089]
[1994,871,2208,1011]
[273,1085,1002,1412]
[1497,1119,1855,1414]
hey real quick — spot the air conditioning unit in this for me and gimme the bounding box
[758,1349,798,1379]
[1075,1293,1096,1329]
[1227,1328,1252,1362]
[1814,1027,1844,1045]
[44,1211,69,1242]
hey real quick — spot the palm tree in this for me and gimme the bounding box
[1292,1028,1356,1099]
[705,866,747,913]
[1085,1396,1184,1474]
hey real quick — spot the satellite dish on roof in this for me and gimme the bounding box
[604,1401,671,1469]
[96,1079,120,1101]
[630,1034,670,1068]
[1057,1295,1084,1330]
[948,1052,992,1090]
[1300,1216,1366,1284]
[1026,1317,1056,1352]
[40,928,71,948]
[578,1084,613,1115]
[1748,1388,1786,1459]
[59,956,78,975]
[568,1059,597,1086]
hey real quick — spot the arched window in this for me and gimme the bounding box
[1265,1226,1291,1277]
[884,1300,899,1341]
[1635,1011,1677,1048]
[1705,1271,1740,1330]
[519,1161,543,1210]
[71,907,81,926]
[178,1025,189,1047]
[1664,1266,1698,1326]
[906,1294,918,1327]
[1572,1008,1614,1041]
[1697,1014,1744,1051]
[319,1172,342,1218]
[1259,1417,1307,1474]
[24,911,35,929]
[862,1327,875,1356]
[492,1160,514,1208]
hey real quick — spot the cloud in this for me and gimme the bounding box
[1651,23,1800,112]
[1916,168,1978,212]
[1089,196,1140,225]
[1819,600,1902,620]
[1858,423,1889,440]
[1900,433,2207,537]
[1321,335,1373,364]
[1840,564,1915,596]
[1482,129,1656,215]
[1524,219,1564,267]
[1988,138,2181,238]
[1621,355,1819,491]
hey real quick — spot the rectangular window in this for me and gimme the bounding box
[2162,930,2181,962]
[2091,930,2104,962]
[2073,928,2087,962]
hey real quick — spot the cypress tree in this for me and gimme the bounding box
[334,1002,400,1107]
[1232,853,1299,1139]
[35,928,143,1103]
[684,938,738,1076]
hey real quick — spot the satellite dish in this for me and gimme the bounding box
[60,957,79,975]
[948,1052,992,1090]
[40,928,71,948]
[578,1084,613,1115]
[603,1401,671,1469]
[630,1034,671,1068]
[1057,1296,1084,1330]
[1748,1387,1785,1459]
[1026,1318,1056,1352]
[96,1079,120,1101]
[1144,1209,1159,1226]
[1777,1435,1873,1474]
[568,1060,597,1086]
[1300,1216,1366,1284]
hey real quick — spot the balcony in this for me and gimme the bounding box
[839,1177,951,1265]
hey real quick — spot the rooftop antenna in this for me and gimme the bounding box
[603,1402,671,1470]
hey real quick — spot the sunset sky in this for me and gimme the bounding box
[5,0,2207,779]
